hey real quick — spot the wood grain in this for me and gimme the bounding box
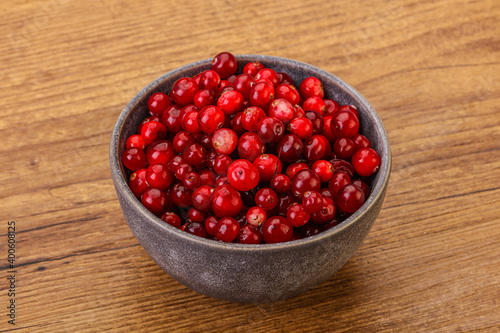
[1,0,499,332]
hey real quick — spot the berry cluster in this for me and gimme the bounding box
[121,52,381,244]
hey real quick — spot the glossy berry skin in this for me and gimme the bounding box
[271,174,291,193]
[198,106,225,134]
[291,169,321,198]
[126,134,147,150]
[246,206,267,226]
[324,98,340,116]
[129,168,149,198]
[299,77,324,99]
[287,117,313,140]
[138,115,161,134]
[212,184,243,217]
[253,154,282,182]
[285,162,309,180]
[141,188,167,216]
[243,61,265,76]
[186,207,206,223]
[199,169,217,187]
[249,81,275,109]
[275,84,300,105]
[212,128,238,155]
[257,116,285,144]
[171,183,193,208]
[146,164,173,190]
[148,92,172,115]
[147,140,175,165]
[191,185,214,213]
[211,52,237,79]
[230,112,246,136]
[122,147,147,171]
[302,96,327,115]
[161,105,184,133]
[352,148,381,177]
[336,184,365,213]
[241,106,266,132]
[172,131,196,153]
[213,154,233,176]
[328,171,352,195]
[199,70,221,91]
[262,216,293,244]
[277,134,304,164]
[227,159,260,191]
[237,132,265,162]
[301,191,323,214]
[304,135,329,162]
[204,215,219,236]
[233,74,256,99]
[161,212,182,228]
[171,77,199,105]
[182,143,207,166]
[193,89,216,109]
[238,225,262,244]
[215,217,240,242]
[332,110,359,138]
[352,133,371,150]
[311,160,334,183]
[287,203,310,227]
[255,187,278,211]
[352,179,371,198]
[182,110,201,134]
[310,197,337,224]
[217,90,244,115]
[277,71,293,85]
[183,171,201,190]
[180,222,208,238]
[141,121,167,146]
[255,68,280,87]
[322,116,337,143]
[339,104,360,119]
[330,159,355,177]
[276,193,300,216]
[268,98,295,124]
[333,137,356,160]
[305,111,324,135]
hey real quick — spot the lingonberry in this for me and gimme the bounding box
[171,182,193,208]
[332,110,359,138]
[237,132,265,162]
[303,96,327,115]
[212,128,238,155]
[243,61,265,76]
[333,137,356,160]
[217,90,244,115]
[287,203,310,227]
[253,154,282,182]
[146,140,175,165]
[199,70,221,91]
[171,77,199,105]
[299,77,324,99]
[161,212,182,228]
[249,81,275,109]
[148,92,172,115]
[126,134,147,150]
[146,164,173,190]
[271,174,291,194]
[122,147,147,171]
[291,169,321,198]
[277,134,304,164]
[255,187,278,211]
[238,225,262,244]
[262,216,293,244]
[301,191,323,214]
[324,98,340,116]
[305,111,324,135]
[180,222,208,238]
[212,184,243,217]
[241,106,266,132]
[141,120,167,145]
[328,171,352,195]
[198,105,225,134]
[227,159,260,191]
[310,197,336,224]
[246,206,267,227]
[268,98,295,124]
[204,215,219,236]
[193,89,216,109]
[257,116,284,144]
[191,185,214,213]
[275,83,300,105]
[311,159,334,183]
[287,117,313,140]
[351,148,381,177]
[336,184,365,213]
[141,188,167,215]
[285,162,309,180]
[211,52,238,79]
[161,104,185,133]
[129,168,149,198]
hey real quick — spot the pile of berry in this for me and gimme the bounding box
[121,52,381,244]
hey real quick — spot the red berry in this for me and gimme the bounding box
[257,116,284,144]
[211,52,237,79]
[198,106,225,134]
[352,148,380,177]
[182,143,207,166]
[246,206,267,226]
[352,133,371,150]
[129,168,149,198]
[255,68,280,87]
[199,70,221,91]
[238,225,262,244]
[161,212,181,228]
[333,137,356,160]
[122,147,147,171]
[303,96,327,115]
[199,169,217,187]
[138,115,161,134]
[299,77,324,99]
[352,179,371,198]
[304,135,329,162]
[212,128,238,155]
[310,197,337,224]
[180,222,208,238]
[241,106,266,132]
[212,154,233,176]
[287,203,310,227]
[329,159,355,177]
[243,61,265,76]
[302,191,323,214]
[162,105,185,134]
[339,105,360,119]
[191,185,214,213]
[270,174,291,193]
[171,77,199,105]
[253,154,282,182]
[311,160,334,183]
[183,171,201,190]
[171,182,193,208]
[268,98,295,124]
[328,171,352,195]
[304,111,324,135]
[148,92,172,115]
[276,134,304,164]
[285,162,309,180]
[322,116,337,143]
[324,99,340,116]
[255,187,278,211]
[291,169,321,198]
[126,134,147,150]
[141,188,167,215]
[212,184,243,217]
[146,164,173,190]
[146,140,175,165]
[262,216,293,244]
[215,217,240,242]
[237,132,265,162]
[217,90,244,115]
[287,117,313,140]
[227,159,260,192]
[275,84,300,105]
[332,110,359,138]
[186,207,206,223]
[249,81,274,109]
[193,89,216,109]
[141,121,167,145]
[336,184,365,213]
[204,215,219,236]
[233,74,256,99]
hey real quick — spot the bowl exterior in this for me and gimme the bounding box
[110,55,391,303]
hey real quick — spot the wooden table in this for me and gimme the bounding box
[1,0,499,331]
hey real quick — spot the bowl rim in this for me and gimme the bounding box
[109,54,392,252]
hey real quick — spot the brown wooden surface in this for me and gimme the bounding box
[1,0,499,332]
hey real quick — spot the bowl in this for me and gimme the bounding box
[109,55,391,303]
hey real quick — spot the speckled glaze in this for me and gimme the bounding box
[109,55,391,303]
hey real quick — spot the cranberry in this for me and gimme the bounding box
[294,104,305,118]
[182,110,201,134]
[322,116,337,143]
[141,120,167,145]
[160,105,184,133]
[198,106,225,134]
[291,169,321,198]
[214,217,240,242]
[129,168,149,198]
[180,222,208,238]
[213,154,233,176]
[199,70,221,91]
[186,207,205,223]
[237,132,265,162]
[233,74,256,99]
[146,164,173,190]
[310,197,337,224]
[276,192,300,216]
[287,203,310,227]
[255,68,280,87]
[299,77,324,99]
[324,99,340,116]
[238,225,262,244]
[148,92,172,115]
[146,140,175,165]
[339,105,360,119]
[230,111,246,136]
[171,77,199,105]
[227,159,260,191]
[212,184,243,217]
[122,147,147,171]
[352,133,371,150]
[304,135,329,162]
[285,162,309,180]
[303,97,327,115]
[161,212,181,228]
[249,81,275,109]
[175,162,195,181]
[243,61,265,76]
[199,169,217,187]
[215,175,229,187]
[241,106,266,132]
[328,171,352,195]
[246,206,267,226]
[191,185,214,213]
[172,131,195,153]
[352,179,371,198]
[253,154,282,182]
[277,72,293,85]
[271,174,291,193]
[276,134,304,163]
[217,90,244,115]
[193,89,216,109]
[275,83,300,105]
[183,171,201,190]
[268,98,295,124]
[311,159,334,183]
[336,184,365,213]
[302,191,323,214]
[319,188,335,200]
[240,186,259,207]
[287,117,313,140]
[300,223,322,238]
[167,155,185,173]
[211,52,237,79]
[126,134,147,150]
[199,133,214,150]
[255,187,278,211]
[332,110,359,138]
[329,159,355,177]
[257,116,284,144]
[352,148,381,177]
[204,215,218,236]
[212,128,238,155]
[333,137,356,160]
[141,188,167,215]
[171,182,193,208]
[182,143,207,166]
[305,111,324,135]
[262,216,293,244]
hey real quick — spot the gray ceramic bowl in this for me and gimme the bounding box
[110,55,391,303]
